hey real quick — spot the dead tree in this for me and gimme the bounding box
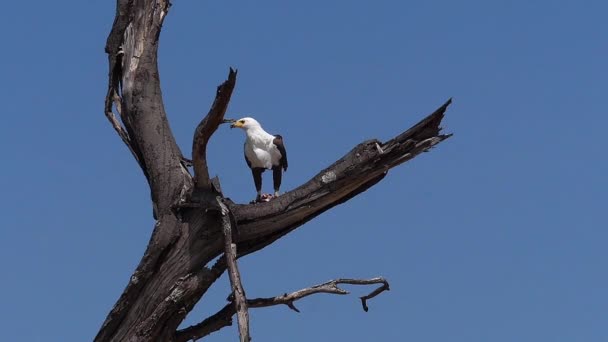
[96,1,453,341]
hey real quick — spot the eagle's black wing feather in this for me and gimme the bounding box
[273,135,288,171]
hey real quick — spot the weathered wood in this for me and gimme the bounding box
[96,0,206,340]
[219,199,251,342]
[230,99,452,258]
[176,277,390,342]
[192,69,237,189]
[97,1,453,341]
[98,97,451,341]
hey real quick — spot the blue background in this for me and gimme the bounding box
[1,0,606,341]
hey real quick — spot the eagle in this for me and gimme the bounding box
[230,117,288,202]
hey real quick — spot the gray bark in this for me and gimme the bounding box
[96,1,453,341]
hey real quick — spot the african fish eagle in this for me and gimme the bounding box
[230,117,288,201]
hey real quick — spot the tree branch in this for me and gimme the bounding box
[99,0,454,341]
[96,1,197,340]
[192,68,238,189]
[105,0,188,215]
[230,99,453,257]
[176,277,390,342]
[219,198,251,342]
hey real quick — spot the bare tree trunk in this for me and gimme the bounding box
[96,1,453,341]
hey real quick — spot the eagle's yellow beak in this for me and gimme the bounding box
[230,121,243,129]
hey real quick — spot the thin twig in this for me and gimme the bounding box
[246,278,390,313]
[218,198,250,342]
[175,277,390,342]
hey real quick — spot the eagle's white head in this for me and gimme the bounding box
[230,117,262,131]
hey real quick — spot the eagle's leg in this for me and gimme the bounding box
[252,167,264,201]
[272,166,282,197]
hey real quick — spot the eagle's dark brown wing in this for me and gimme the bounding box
[273,135,288,171]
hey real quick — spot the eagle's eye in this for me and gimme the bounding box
[239,120,245,124]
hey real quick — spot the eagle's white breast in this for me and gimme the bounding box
[244,128,282,169]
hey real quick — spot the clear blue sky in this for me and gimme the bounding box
[1,0,606,341]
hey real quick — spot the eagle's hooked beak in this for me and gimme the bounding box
[230,120,244,129]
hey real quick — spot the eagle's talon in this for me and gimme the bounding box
[250,193,273,204]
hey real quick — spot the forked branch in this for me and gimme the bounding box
[175,277,390,342]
